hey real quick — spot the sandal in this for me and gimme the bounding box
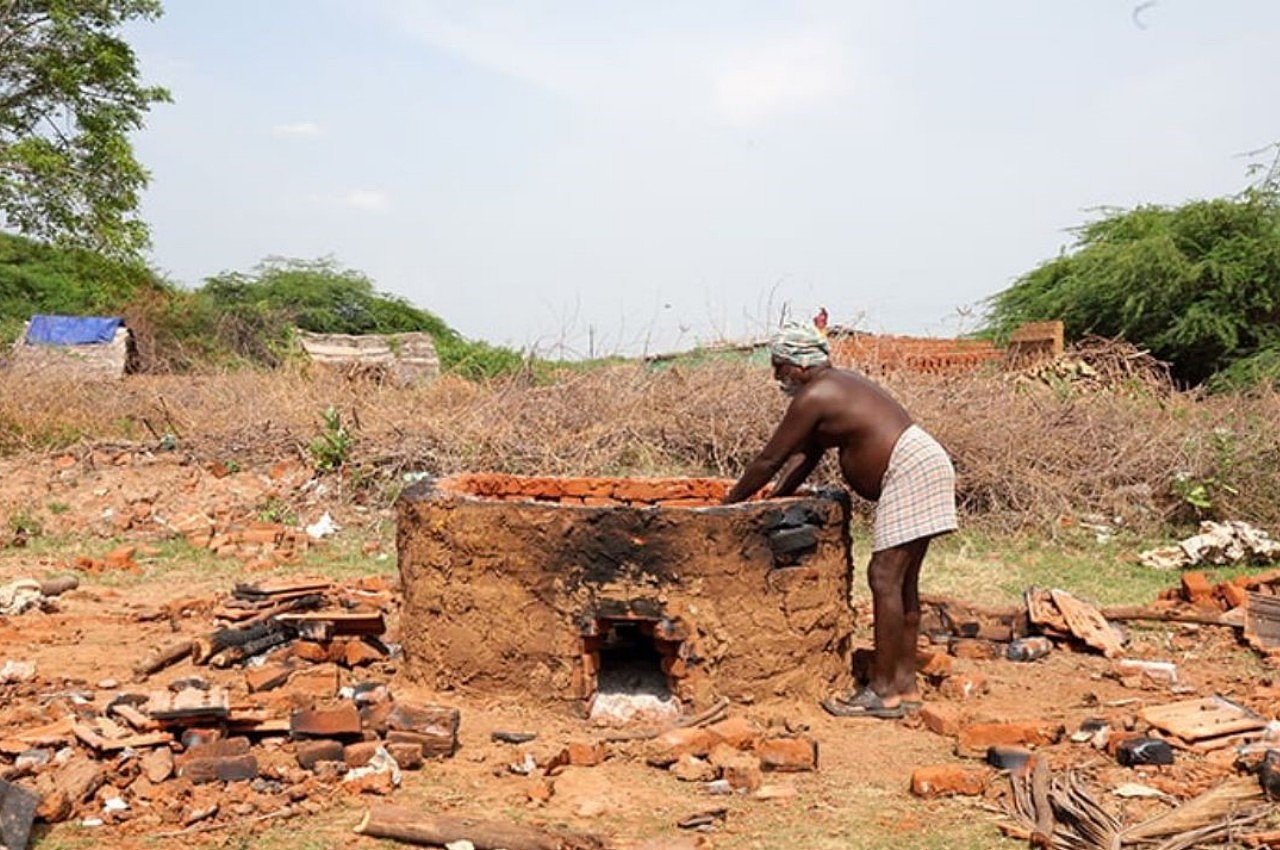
[821,688,906,719]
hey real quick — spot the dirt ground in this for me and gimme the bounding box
[1,449,1278,850]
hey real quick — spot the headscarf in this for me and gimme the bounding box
[769,321,830,367]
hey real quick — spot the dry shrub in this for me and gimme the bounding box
[2,352,1279,534]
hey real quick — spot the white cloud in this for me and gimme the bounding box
[272,122,323,138]
[344,190,390,212]
[712,37,851,125]
[374,2,853,123]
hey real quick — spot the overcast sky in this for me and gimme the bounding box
[125,1,1280,357]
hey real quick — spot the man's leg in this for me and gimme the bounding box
[894,537,930,701]
[866,537,930,705]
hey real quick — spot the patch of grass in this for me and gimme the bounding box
[852,527,1268,609]
[87,537,244,591]
[289,521,397,582]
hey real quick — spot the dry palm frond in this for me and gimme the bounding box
[1117,775,1267,845]
[1005,769,1271,850]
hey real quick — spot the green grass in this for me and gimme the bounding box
[843,525,1272,609]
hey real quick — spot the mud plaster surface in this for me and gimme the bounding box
[396,476,857,712]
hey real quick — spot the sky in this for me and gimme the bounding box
[124,1,1280,358]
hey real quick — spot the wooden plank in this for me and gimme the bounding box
[276,611,385,636]
[109,702,158,731]
[1141,696,1267,742]
[234,579,333,601]
[1025,588,1069,634]
[1050,589,1125,657]
[72,723,172,752]
[1245,591,1280,651]
[145,687,230,722]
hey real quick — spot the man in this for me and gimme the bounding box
[722,321,957,719]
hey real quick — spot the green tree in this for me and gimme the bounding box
[0,229,156,342]
[197,256,526,379]
[0,0,171,257]
[982,189,1280,387]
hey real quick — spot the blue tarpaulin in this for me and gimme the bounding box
[25,315,125,346]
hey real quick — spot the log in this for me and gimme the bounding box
[353,806,607,850]
[193,620,290,665]
[132,638,194,678]
[1100,605,1235,627]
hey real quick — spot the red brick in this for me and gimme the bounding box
[343,740,382,769]
[1219,582,1248,609]
[291,703,362,739]
[915,650,953,679]
[910,764,992,797]
[1181,572,1214,604]
[645,727,721,766]
[706,716,762,750]
[386,742,424,770]
[919,703,964,737]
[296,739,344,770]
[956,721,1064,757]
[756,736,818,772]
[343,639,386,668]
[565,740,607,767]
[949,639,1000,660]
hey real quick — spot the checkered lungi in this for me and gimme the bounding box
[872,424,957,552]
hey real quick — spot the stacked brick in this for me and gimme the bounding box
[436,473,731,508]
[828,333,1002,376]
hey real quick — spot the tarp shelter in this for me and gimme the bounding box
[6,314,134,380]
[297,330,439,386]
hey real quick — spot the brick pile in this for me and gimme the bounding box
[0,575,456,835]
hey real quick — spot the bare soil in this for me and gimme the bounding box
[1,449,1277,850]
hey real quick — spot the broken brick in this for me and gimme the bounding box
[919,703,964,737]
[910,764,992,797]
[705,716,761,750]
[296,739,345,770]
[956,721,1064,757]
[756,736,818,772]
[291,704,362,740]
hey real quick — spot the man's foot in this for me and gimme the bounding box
[821,687,905,719]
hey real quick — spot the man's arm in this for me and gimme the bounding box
[769,447,822,498]
[722,395,821,504]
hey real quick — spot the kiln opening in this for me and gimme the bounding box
[584,617,685,727]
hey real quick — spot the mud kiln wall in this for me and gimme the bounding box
[396,474,855,713]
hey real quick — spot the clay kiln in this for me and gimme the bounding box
[396,474,855,717]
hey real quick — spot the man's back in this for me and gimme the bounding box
[791,367,913,500]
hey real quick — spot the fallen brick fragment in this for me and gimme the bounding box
[291,704,362,740]
[756,736,818,772]
[910,764,992,797]
[179,753,259,785]
[956,721,1064,757]
[296,739,345,770]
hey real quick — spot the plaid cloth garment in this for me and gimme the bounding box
[872,425,958,551]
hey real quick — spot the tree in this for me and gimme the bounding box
[981,189,1280,387]
[198,256,527,379]
[0,0,170,258]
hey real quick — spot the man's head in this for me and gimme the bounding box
[768,321,830,394]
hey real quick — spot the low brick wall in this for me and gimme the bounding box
[396,474,856,713]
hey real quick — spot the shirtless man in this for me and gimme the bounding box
[722,321,957,718]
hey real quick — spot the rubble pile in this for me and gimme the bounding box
[0,574,458,843]
[1140,521,1280,571]
[1,449,337,573]
[898,579,1280,850]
